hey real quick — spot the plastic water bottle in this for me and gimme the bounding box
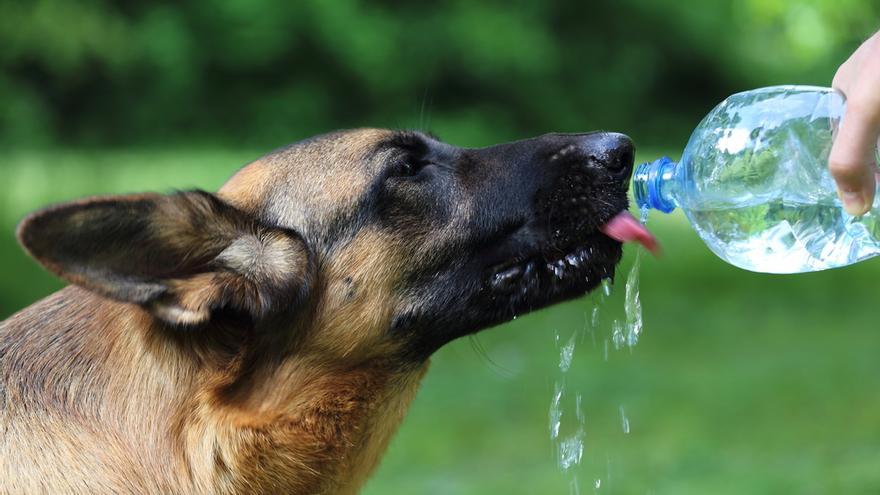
[634,85,880,274]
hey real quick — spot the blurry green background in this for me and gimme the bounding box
[2,1,880,493]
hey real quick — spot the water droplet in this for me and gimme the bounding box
[601,278,613,297]
[611,320,625,350]
[549,381,564,439]
[619,405,630,434]
[575,392,585,423]
[557,432,584,470]
[624,249,643,347]
[553,260,567,278]
[594,479,601,490]
[549,331,585,483]
[559,333,576,372]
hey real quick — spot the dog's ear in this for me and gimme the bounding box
[16,190,312,326]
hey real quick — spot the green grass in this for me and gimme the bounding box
[3,149,880,494]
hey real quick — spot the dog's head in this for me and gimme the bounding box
[17,129,649,362]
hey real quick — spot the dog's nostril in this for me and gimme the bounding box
[603,148,635,181]
[618,149,634,170]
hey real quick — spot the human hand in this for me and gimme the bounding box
[829,31,880,216]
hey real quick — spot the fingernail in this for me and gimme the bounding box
[841,191,867,215]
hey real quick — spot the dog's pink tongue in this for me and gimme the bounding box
[600,211,659,254]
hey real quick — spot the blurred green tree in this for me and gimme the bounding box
[0,0,875,148]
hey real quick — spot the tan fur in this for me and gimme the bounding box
[242,129,395,236]
[218,159,272,212]
[1,129,432,494]
[1,289,427,494]
[308,229,408,360]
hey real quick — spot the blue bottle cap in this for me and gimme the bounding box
[633,156,676,213]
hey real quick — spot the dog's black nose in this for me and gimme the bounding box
[547,132,635,181]
[580,132,635,179]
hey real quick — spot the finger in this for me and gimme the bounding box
[829,107,878,215]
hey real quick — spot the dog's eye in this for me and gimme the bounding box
[391,158,431,179]
[399,161,417,177]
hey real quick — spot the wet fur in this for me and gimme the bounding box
[0,128,633,494]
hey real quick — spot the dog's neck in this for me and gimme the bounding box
[1,286,428,494]
[194,358,428,494]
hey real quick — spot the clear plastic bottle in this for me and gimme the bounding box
[634,85,880,274]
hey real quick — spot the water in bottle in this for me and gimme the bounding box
[634,85,880,274]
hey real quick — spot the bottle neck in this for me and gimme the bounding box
[633,156,678,213]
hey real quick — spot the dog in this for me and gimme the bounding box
[0,129,650,494]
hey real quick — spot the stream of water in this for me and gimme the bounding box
[548,209,648,493]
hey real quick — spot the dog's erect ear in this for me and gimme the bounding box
[16,191,312,326]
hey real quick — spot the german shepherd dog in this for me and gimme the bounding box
[0,129,653,494]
